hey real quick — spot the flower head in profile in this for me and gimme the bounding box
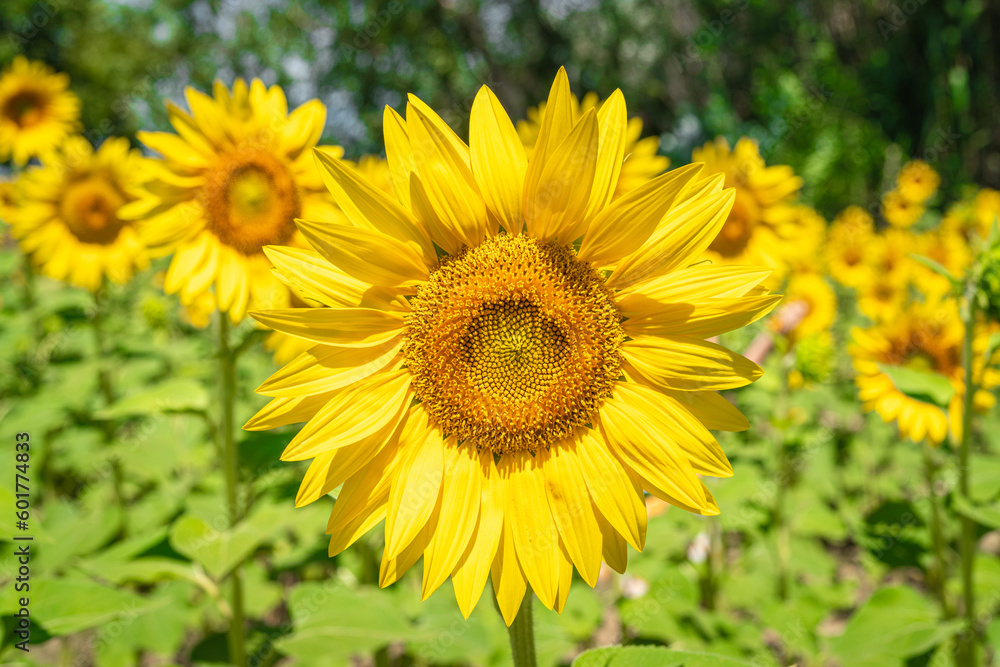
[247,69,778,625]
[11,136,149,291]
[851,300,998,444]
[122,79,338,323]
[691,137,802,279]
[517,91,669,198]
[0,56,81,165]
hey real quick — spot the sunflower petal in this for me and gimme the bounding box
[250,307,404,348]
[263,245,369,308]
[470,86,527,235]
[539,444,602,586]
[452,451,503,619]
[575,429,646,550]
[384,406,445,560]
[422,442,483,600]
[578,163,702,264]
[623,335,763,391]
[296,218,429,287]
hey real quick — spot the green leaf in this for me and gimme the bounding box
[275,583,420,664]
[93,377,210,419]
[572,646,758,666]
[877,363,955,408]
[28,579,143,635]
[828,586,963,666]
[168,504,283,580]
[953,494,1000,529]
[909,253,954,280]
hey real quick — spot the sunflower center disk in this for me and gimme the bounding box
[710,189,757,257]
[405,234,624,454]
[201,147,300,255]
[2,89,46,128]
[60,175,127,244]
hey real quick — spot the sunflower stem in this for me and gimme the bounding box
[507,592,538,667]
[91,284,123,504]
[955,288,978,667]
[218,315,248,667]
[775,354,792,601]
[922,442,950,619]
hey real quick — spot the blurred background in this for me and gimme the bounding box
[2,1,1000,666]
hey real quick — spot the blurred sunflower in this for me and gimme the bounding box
[264,154,394,365]
[882,189,924,228]
[11,136,149,291]
[123,79,338,323]
[772,273,836,341]
[857,275,909,322]
[851,300,998,444]
[0,56,81,166]
[0,176,21,224]
[517,91,669,198]
[246,70,778,624]
[895,160,939,204]
[912,229,970,297]
[774,204,827,279]
[868,229,915,284]
[826,206,875,288]
[692,137,802,279]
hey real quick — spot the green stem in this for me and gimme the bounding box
[218,315,247,667]
[507,592,538,667]
[92,286,123,504]
[701,517,723,610]
[922,442,950,619]
[955,293,978,667]
[775,356,791,601]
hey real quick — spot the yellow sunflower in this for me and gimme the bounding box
[517,91,669,199]
[896,160,940,204]
[0,56,81,165]
[851,300,998,444]
[771,273,836,341]
[11,136,149,291]
[882,189,925,228]
[122,79,338,323]
[0,176,21,224]
[911,229,970,298]
[692,137,802,280]
[246,69,778,624]
[867,229,916,285]
[265,155,395,365]
[857,275,909,322]
[826,206,875,288]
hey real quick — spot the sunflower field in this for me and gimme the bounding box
[2,2,1000,666]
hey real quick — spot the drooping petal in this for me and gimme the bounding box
[452,450,503,619]
[574,429,646,551]
[384,406,445,560]
[539,444,603,586]
[422,441,483,600]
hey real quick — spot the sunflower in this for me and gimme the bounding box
[882,189,924,228]
[122,79,338,323]
[911,229,970,298]
[0,56,81,166]
[895,160,939,204]
[246,70,778,624]
[867,229,915,285]
[692,137,802,280]
[771,273,836,341]
[851,300,998,444]
[857,275,909,322]
[826,206,875,288]
[517,91,669,199]
[11,136,149,291]
[264,155,395,365]
[0,176,21,224]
